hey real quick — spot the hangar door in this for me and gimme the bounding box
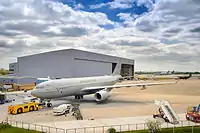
[120,64,134,77]
[73,59,112,77]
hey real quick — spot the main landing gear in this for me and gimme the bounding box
[74,95,83,100]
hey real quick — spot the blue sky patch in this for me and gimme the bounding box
[60,0,150,23]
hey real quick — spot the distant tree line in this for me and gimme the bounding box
[135,71,200,74]
[0,68,8,75]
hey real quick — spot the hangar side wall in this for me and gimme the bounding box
[17,51,74,78]
[72,59,112,77]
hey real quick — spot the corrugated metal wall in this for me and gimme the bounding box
[72,59,112,77]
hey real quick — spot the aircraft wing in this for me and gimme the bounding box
[81,81,178,93]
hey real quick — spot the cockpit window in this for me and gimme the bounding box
[35,86,44,89]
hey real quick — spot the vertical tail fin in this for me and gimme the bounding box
[112,61,121,75]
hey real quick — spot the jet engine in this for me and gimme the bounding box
[95,90,110,102]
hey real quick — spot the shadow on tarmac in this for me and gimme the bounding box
[49,96,153,108]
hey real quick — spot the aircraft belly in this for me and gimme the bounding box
[62,86,78,96]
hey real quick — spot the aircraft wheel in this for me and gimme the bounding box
[40,100,45,105]
[186,114,189,120]
[195,118,199,123]
[193,117,198,123]
[153,115,157,119]
[65,110,69,114]
[47,103,52,108]
[75,96,82,99]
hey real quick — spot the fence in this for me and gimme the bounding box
[5,120,65,133]
[4,120,200,133]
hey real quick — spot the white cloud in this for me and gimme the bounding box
[74,3,84,10]
[136,0,154,10]
[90,0,134,9]
[90,3,107,9]
[86,0,200,71]
[109,0,133,9]
[0,0,200,72]
[0,0,113,36]
[0,0,113,67]
[117,13,132,21]
[89,0,154,10]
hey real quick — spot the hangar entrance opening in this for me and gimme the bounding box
[120,64,134,77]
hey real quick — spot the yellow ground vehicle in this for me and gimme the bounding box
[8,102,42,115]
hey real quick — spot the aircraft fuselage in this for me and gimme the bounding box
[31,75,121,99]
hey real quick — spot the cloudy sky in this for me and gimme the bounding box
[0,0,200,71]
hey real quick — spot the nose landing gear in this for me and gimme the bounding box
[39,99,52,108]
[47,102,52,107]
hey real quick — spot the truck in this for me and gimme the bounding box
[8,102,42,115]
[186,105,200,123]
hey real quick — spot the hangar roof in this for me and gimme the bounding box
[18,48,134,62]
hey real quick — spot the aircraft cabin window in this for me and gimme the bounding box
[36,86,44,89]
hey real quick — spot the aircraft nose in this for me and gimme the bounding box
[31,90,39,98]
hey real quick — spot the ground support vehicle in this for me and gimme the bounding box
[53,104,72,116]
[186,105,200,123]
[8,102,42,115]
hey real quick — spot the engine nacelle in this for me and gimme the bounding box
[95,90,110,102]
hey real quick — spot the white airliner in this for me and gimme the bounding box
[31,62,177,107]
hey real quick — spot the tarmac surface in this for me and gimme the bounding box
[0,79,200,132]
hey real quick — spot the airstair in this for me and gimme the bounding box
[154,100,179,124]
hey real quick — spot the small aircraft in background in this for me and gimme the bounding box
[154,70,175,75]
[177,73,192,80]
